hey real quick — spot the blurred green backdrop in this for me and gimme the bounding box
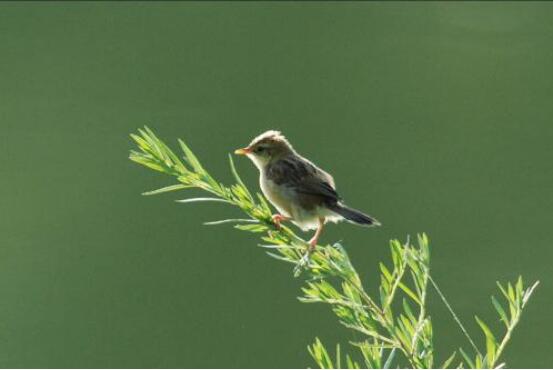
[0,2,551,368]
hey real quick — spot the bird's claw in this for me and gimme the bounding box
[271,214,289,230]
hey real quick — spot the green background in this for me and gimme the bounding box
[1,2,551,368]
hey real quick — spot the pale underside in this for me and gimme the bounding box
[260,174,344,231]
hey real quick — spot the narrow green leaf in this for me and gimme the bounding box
[441,351,457,368]
[402,299,417,322]
[256,192,272,213]
[203,219,258,226]
[265,252,296,264]
[176,197,230,204]
[390,240,400,267]
[335,343,341,369]
[178,138,205,174]
[346,354,359,369]
[131,159,165,173]
[139,128,163,159]
[475,316,497,365]
[308,338,333,369]
[523,281,540,306]
[258,243,299,250]
[130,133,150,152]
[379,263,393,282]
[491,296,509,327]
[516,276,524,298]
[496,281,509,300]
[383,348,396,369]
[398,281,422,305]
[475,354,483,369]
[228,154,254,202]
[235,224,267,232]
[142,184,190,196]
[151,131,186,172]
[459,348,475,369]
[507,283,515,302]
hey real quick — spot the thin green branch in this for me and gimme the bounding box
[490,280,540,368]
[428,275,482,358]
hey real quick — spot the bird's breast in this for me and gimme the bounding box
[260,174,294,217]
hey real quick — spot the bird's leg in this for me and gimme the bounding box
[308,217,326,251]
[294,217,326,277]
[271,214,290,229]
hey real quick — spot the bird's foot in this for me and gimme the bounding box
[271,214,289,230]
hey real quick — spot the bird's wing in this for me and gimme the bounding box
[268,156,340,203]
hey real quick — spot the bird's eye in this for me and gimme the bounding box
[255,146,264,153]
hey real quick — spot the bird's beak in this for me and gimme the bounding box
[234,147,251,155]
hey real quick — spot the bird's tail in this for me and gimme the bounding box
[328,203,381,227]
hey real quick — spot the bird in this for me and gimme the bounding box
[234,130,380,250]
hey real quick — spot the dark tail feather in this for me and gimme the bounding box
[328,204,381,227]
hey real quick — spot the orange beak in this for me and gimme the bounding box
[234,147,252,155]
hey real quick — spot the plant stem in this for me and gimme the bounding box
[427,275,482,357]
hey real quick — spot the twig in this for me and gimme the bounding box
[428,275,482,357]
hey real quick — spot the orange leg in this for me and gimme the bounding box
[272,214,290,229]
[308,217,326,251]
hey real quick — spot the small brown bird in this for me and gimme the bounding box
[235,130,380,250]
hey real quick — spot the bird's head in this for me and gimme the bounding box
[235,130,295,169]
